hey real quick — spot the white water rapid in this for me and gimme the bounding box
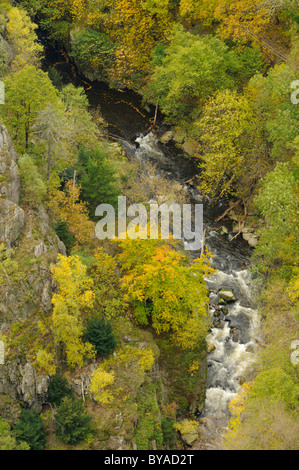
[134,133,261,447]
[203,269,260,418]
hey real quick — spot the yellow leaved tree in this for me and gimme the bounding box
[106,0,174,86]
[89,368,115,404]
[6,6,43,70]
[37,254,96,372]
[116,235,214,350]
[49,179,95,249]
[179,0,290,59]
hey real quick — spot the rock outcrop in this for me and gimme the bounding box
[0,122,66,324]
[0,122,65,411]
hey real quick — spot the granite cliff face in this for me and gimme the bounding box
[0,122,25,248]
[0,121,66,324]
[0,121,66,412]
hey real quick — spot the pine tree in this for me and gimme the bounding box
[85,317,117,357]
[54,397,92,445]
[14,409,46,450]
[47,374,74,407]
[77,146,119,218]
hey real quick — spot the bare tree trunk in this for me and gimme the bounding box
[216,200,242,223]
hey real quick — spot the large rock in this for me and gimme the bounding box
[0,122,26,247]
[0,123,20,204]
[160,130,174,144]
[0,359,50,413]
[242,231,259,247]
[218,289,237,303]
[206,339,216,353]
[0,198,26,247]
[19,362,49,410]
[0,361,50,412]
[177,419,199,446]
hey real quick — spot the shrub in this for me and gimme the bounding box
[161,416,176,445]
[85,317,117,357]
[18,154,46,206]
[0,418,29,450]
[54,397,92,445]
[55,219,75,252]
[77,146,119,218]
[14,409,46,450]
[47,374,74,407]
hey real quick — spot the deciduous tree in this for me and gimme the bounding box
[117,238,214,349]
[6,6,43,70]
[49,180,95,248]
[3,66,60,152]
[46,254,96,368]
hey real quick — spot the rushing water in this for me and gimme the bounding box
[42,43,261,447]
[134,133,261,441]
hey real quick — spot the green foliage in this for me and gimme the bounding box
[0,40,9,77]
[47,66,63,90]
[246,64,299,161]
[157,337,206,414]
[3,65,60,152]
[85,317,117,357]
[54,397,92,445]
[47,374,74,407]
[77,146,119,218]
[151,42,167,67]
[91,248,128,320]
[253,161,298,278]
[255,162,296,227]
[60,83,90,110]
[54,219,76,252]
[249,367,299,412]
[233,45,266,85]
[161,416,176,446]
[192,89,253,198]
[59,83,101,150]
[14,409,46,450]
[0,418,29,450]
[147,25,238,124]
[0,243,21,287]
[70,28,115,78]
[135,383,163,450]
[18,153,47,206]
[118,238,214,349]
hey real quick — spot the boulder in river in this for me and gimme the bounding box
[160,130,174,144]
[218,289,237,303]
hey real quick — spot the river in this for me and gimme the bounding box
[42,42,261,450]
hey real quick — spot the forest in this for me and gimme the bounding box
[0,0,298,451]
